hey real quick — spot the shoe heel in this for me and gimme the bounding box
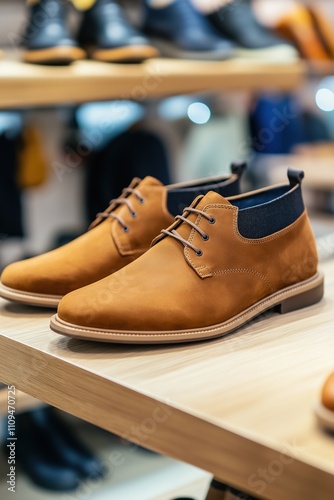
[277,279,324,314]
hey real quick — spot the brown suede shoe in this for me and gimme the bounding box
[51,169,324,343]
[276,5,331,61]
[0,165,244,307]
[308,6,334,59]
[315,372,334,431]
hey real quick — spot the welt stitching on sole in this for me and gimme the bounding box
[52,273,323,338]
[0,284,61,301]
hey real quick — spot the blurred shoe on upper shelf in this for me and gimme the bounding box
[315,372,334,432]
[143,0,235,60]
[0,164,245,307]
[207,0,299,62]
[23,0,86,65]
[77,0,159,62]
[276,4,333,62]
[307,5,334,60]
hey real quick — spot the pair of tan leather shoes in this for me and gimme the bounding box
[0,165,324,344]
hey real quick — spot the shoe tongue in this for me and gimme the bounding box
[137,176,164,188]
[168,191,232,242]
[152,190,232,247]
[89,176,164,230]
[193,190,232,210]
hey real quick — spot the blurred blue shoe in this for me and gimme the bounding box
[8,409,80,491]
[6,407,105,491]
[207,0,298,62]
[143,0,235,60]
[78,0,159,62]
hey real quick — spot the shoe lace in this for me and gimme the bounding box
[96,187,145,233]
[161,207,215,256]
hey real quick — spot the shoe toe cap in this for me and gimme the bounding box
[1,256,71,296]
[57,287,99,328]
[1,261,31,291]
[56,275,165,332]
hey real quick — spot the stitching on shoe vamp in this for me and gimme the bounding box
[212,268,273,289]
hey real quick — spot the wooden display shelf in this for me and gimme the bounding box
[0,260,334,499]
[0,386,41,415]
[0,58,306,108]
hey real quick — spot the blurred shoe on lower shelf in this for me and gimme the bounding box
[315,372,334,432]
[207,0,298,62]
[77,0,159,62]
[5,409,79,491]
[22,0,86,65]
[0,164,245,307]
[4,407,105,491]
[143,0,235,60]
[43,407,106,479]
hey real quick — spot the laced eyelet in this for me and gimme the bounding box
[196,250,203,257]
[138,198,145,204]
[122,226,130,233]
[209,217,216,224]
[202,234,209,241]
[131,212,137,218]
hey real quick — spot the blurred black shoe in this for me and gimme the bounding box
[77,0,159,62]
[44,408,106,480]
[207,0,298,62]
[23,0,86,65]
[6,407,105,491]
[8,408,80,491]
[143,0,235,60]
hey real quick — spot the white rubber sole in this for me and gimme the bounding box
[314,403,334,432]
[50,272,324,344]
[0,282,61,308]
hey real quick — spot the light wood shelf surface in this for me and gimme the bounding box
[0,260,334,499]
[0,59,306,108]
